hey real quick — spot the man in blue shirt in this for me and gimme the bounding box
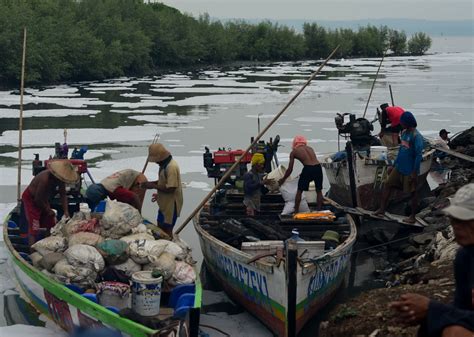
[375,111,424,224]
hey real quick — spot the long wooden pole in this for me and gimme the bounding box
[17,27,27,202]
[174,45,340,235]
[389,84,395,106]
[362,52,385,118]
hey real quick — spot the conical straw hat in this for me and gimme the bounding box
[47,160,79,184]
[148,143,171,163]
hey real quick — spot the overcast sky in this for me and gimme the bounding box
[160,0,473,21]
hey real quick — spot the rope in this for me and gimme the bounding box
[199,324,231,336]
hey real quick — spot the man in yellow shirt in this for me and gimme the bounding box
[140,143,183,236]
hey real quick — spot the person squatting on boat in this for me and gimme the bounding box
[430,129,452,185]
[139,143,183,236]
[20,160,79,246]
[375,111,424,224]
[85,169,148,212]
[243,153,273,216]
[278,135,324,212]
[390,183,474,337]
[377,103,405,147]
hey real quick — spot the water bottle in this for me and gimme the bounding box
[79,202,91,219]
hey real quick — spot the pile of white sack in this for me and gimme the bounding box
[30,199,196,289]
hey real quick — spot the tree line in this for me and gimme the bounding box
[0,0,432,85]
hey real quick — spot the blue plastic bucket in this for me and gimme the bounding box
[131,271,163,316]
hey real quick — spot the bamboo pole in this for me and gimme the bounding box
[17,27,27,202]
[362,52,385,118]
[142,133,159,174]
[174,45,340,235]
[389,84,395,106]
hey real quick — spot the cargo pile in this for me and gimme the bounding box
[28,199,196,313]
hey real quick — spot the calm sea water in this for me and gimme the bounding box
[0,36,472,336]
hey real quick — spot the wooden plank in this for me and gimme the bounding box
[433,146,474,163]
[356,207,424,228]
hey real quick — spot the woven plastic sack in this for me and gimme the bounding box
[32,236,67,256]
[53,259,97,287]
[129,239,162,264]
[170,261,196,286]
[64,218,100,237]
[101,199,142,230]
[280,177,310,215]
[120,233,155,245]
[68,232,104,247]
[146,252,177,280]
[29,252,43,268]
[114,258,141,277]
[41,252,65,272]
[64,244,105,272]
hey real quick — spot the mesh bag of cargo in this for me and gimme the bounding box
[145,252,177,280]
[101,199,142,238]
[31,236,68,256]
[64,244,105,272]
[96,240,129,265]
[68,232,104,247]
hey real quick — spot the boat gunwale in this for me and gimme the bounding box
[193,200,358,274]
[3,211,201,337]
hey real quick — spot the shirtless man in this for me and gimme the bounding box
[278,135,323,212]
[20,160,79,246]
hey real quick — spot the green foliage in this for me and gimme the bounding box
[389,30,407,55]
[0,0,433,85]
[408,32,432,55]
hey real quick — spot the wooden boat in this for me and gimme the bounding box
[321,142,434,210]
[193,190,357,337]
[3,207,201,337]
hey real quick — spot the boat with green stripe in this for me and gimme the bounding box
[4,206,201,337]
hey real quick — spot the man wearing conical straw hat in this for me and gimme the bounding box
[140,143,183,237]
[20,160,79,246]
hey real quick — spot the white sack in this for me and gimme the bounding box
[64,244,105,272]
[31,236,67,256]
[68,232,104,247]
[279,177,310,215]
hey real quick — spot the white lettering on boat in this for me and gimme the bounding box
[209,246,274,313]
[307,253,350,301]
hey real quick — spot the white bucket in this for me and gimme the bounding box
[370,146,388,160]
[131,271,163,316]
[264,165,287,192]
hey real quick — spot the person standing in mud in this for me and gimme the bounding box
[140,143,183,237]
[278,135,323,212]
[390,183,474,337]
[375,111,424,224]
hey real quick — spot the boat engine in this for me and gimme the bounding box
[335,113,376,147]
[203,136,280,186]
